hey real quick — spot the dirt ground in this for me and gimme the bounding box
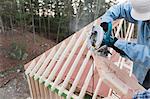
[0,73,29,99]
[0,30,56,99]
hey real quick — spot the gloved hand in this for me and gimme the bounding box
[100,22,128,57]
[102,33,118,48]
[100,22,117,47]
[100,22,112,33]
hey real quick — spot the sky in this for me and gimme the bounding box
[117,0,126,3]
[105,0,126,3]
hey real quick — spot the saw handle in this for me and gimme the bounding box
[100,22,112,37]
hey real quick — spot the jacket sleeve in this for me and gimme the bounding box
[114,40,150,69]
[100,2,137,23]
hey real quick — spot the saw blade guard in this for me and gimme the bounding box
[87,25,104,51]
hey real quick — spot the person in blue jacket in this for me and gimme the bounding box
[99,0,150,89]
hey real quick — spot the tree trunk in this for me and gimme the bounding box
[0,16,4,34]
[75,17,79,32]
[10,2,13,35]
[39,16,41,35]
[24,14,26,33]
[43,17,47,37]
[10,15,13,35]
[74,0,83,32]
[32,14,36,43]
[56,19,61,43]
[18,1,23,34]
[30,0,36,43]
[48,16,50,39]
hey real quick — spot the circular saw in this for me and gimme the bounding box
[87,25,111,56]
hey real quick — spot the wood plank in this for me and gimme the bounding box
[93,54,145,98]
[29,77,38,99]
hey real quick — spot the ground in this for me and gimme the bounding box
[0,73,29,99]
[0,29,56,99]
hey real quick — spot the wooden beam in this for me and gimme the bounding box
[93,54,145,98]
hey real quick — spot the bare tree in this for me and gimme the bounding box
[0,16,4,34]
[73,0,84,31]
[29,0,36,43]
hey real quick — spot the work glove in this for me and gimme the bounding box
[100,22,112,33]
[100,22,117,47]
[100,22,128,56]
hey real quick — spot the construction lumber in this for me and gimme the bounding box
[93,54,145,98]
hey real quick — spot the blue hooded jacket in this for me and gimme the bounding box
[101,2,150,84]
